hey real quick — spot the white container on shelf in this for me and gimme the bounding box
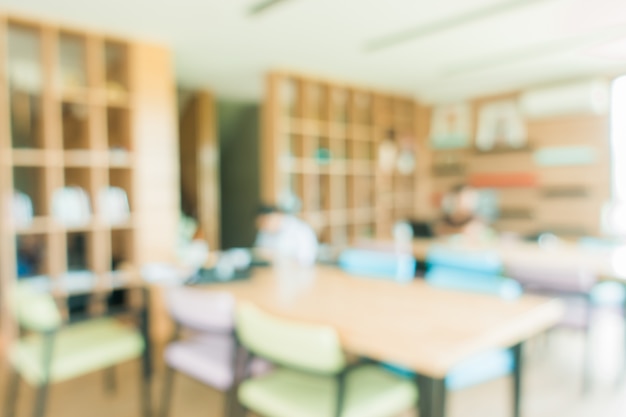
[52,187,92,227]
[12,191,34,228]
[98,187,130,226]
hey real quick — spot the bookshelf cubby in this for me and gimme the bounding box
[0,13,180,346]
[263,71,419,245]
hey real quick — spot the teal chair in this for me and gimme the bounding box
[4,283,151,417]
[235,303,418,417]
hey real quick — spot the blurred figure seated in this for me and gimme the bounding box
[254,204,318,266]
[434,184,490,238]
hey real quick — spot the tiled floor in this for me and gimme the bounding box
[2,310,626,417]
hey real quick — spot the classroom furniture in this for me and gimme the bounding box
[506,263,599,392]
[4,283,151,417]
[205,265,563,417]
[0,13,180,349]
[262,71,422,245]
[236,302,418,417]
[160,287,237,417]
[423,247,520,392]
[178,91,220,250]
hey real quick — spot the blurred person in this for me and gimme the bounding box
[434,184,489,237]
[254,204,318,266]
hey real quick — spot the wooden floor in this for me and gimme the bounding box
[2,310,626,417]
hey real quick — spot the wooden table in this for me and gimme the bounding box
[206,265,564,417]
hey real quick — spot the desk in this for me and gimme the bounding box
[413,238,626,281]
[207,266,563,417]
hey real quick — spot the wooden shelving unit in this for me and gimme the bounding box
[263,71,420,245]
[425,93,611,237]
[0,14,180,343]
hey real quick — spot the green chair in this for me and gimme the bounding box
[3,283,152,417]
[235,303,418,417]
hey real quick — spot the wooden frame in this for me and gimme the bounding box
[0,13,179,346]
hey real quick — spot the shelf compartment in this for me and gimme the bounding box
[8,23,45,149]
[13,166,48,216]
[62,102,91,149]
[108,168,134,212]
[16,233,50,279]
[110,229,135,271]
[66,231,94,272]
[104,40,130,100]
[58,32,88,94]
[106,107,132,151]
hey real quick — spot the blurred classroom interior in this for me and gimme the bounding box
[4,1,626,417]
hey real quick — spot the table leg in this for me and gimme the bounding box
[512,342,524,417]
[417,375,446,417]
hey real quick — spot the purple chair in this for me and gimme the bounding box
[506,264,597,392]
[160,287,239,417]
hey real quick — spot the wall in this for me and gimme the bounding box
[423,92,611,238]
[218,101,261,249]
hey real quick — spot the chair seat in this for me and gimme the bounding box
[239,365,417,417]
[10,318,144,386]
[165,334,235,391]
[446,349,514,391]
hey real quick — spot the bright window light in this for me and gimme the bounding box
[610,76,626,201]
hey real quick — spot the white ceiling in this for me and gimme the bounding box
[3,0,626,103]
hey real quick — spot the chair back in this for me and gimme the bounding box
[506,263,597,293]
[425,246,521,299]
[339,249,416,283]
[166,286,235,332]
[236,303,345,374]
[12,282,62,332]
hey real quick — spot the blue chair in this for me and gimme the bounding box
[422,246,522,391]
[338,248,416,284]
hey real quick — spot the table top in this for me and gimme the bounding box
[413,238,626,281]
[207,265,563,378]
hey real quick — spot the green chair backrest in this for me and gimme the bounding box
[236,303,346,374]
[12,282,62,332]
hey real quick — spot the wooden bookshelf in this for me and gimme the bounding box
[0,14,179,343]
[263,71,420,245]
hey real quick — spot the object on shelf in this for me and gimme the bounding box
[378,129,398,174]
[9,59,42,93]
[396,149,416,175]
[469,173,536,188]
[476,100,526,151]
[533,146,596,166]
[315,148,332,165]
[12,191,34,228]
[52,186,92,227]
[430,103,472,149]
[98,187,131,226]
[58,33,87,91]
[10,90,44,148]
[66,233,89,271]
[16,235,46,278]
[541,186,588,198]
